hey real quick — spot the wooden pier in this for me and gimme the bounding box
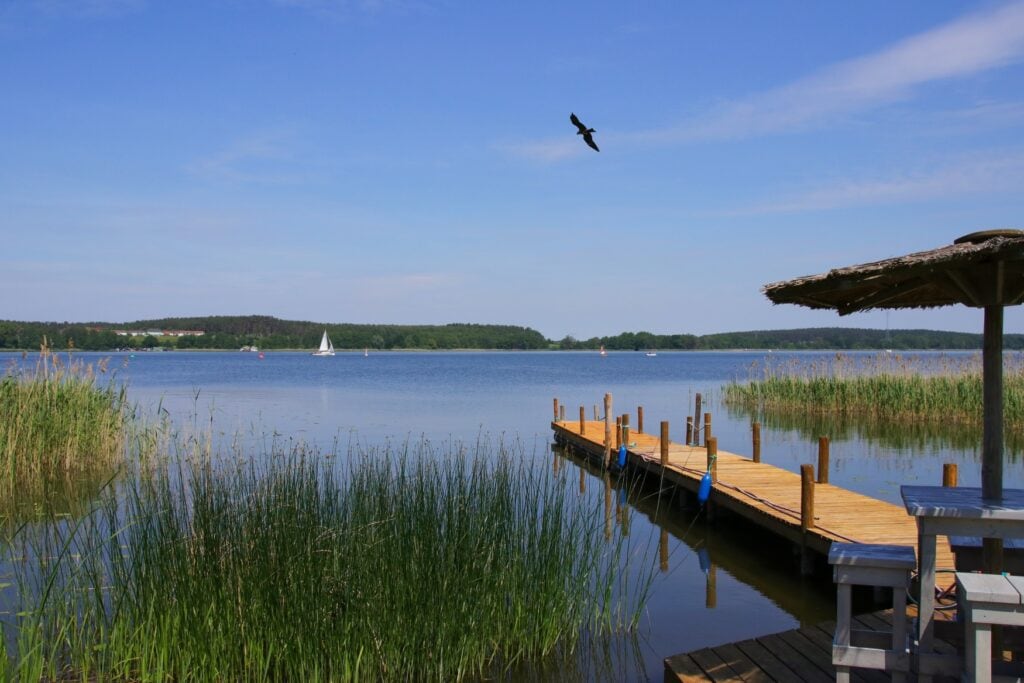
[551,415,956,574]
[552,398,967,682]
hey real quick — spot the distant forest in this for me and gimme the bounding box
[0,316,1022,352]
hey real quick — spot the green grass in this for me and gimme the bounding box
[1,438,650,682]
[0,346,128,513]
[723,352,1024,424]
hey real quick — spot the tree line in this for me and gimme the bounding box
[0,317,548,351]
[0,317,1021,351]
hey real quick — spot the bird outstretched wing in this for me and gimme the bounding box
[569,113,599,152]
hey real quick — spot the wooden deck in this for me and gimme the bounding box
[552,419,957,572]
[664,610,960,682]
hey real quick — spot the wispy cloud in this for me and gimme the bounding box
[730,149,1024,215]
[186,131,313,185]
[270,0,432,19]
[28,0,145,18]
[651,1,1024,143]
[497,138,585,163]
[506,1,1024,159]
[354,272,461,298]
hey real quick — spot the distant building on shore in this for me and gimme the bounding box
[113,329,205,337]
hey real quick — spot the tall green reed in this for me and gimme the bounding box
[724,352,1024,425]
[0,344,129,517]
[2,436,649,682]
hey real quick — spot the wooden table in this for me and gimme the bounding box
[901,486,1024,679]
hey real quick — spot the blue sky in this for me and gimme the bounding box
[3,0,1024,339]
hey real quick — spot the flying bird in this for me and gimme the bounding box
[570,113,599,152]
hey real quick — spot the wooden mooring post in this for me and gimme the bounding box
[800,463,816,576]
[660,421,669,467]
[621,413,630,448]
[553,398,559,422]
[686,416,694,446]
[706,436,718,522]
[579,406,585,435]
[703,412,712,446]
[752,422,761,463]
[603,393,613,469]
[693,393,702,444]
[943,463,958,487]
[817,437,830,484]
[637,406,644,434]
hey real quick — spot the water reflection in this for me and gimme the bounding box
[552,443,838,676]
[725,404,1023,459]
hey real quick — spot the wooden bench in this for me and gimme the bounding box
[955,572,1024,682]
[829,543,916,683]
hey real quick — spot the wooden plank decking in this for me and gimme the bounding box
[664,610,960,682]
[552,419,957,572]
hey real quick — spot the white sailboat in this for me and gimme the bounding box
[312,330,335,356]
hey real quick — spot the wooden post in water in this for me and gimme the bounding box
[800,463,816,575]
[593,405,598,421]
[637,406,644,434]
[943,463,959,487]
[817,437,830,484]
[659,529,669,572]
[752,422,761,463]
[559,404,565,422]
[703,412,712,446]
[579,406,585,435]
[621,413,630,447]
[693,393,702,444]
[801,464,815,531]
[706,436,718,523]
[706,561,718,609]
[615,417,622,449]
[603,393,613,470]
[660,421,669,468]
[553,398,559,422]
[603,472,612,541]
[686,416,694,446]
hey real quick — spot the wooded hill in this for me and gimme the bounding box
[0,317,1021,351]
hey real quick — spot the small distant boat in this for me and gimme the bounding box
[258,351,265,360]
[599,345,607,357]
[364,348,369,357]
[240,345,259,352]
[645,350,657,357]
[312,330,335,357]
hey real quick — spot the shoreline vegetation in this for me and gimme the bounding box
[724,352,1024,425]
[0,354,652,680]
[0,343,129,511]
[3,315,1024,352]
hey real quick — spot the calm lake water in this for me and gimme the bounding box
[7,349,1023,680]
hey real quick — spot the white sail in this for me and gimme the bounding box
[312,330,335,356]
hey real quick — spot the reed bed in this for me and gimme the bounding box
[723,352,1024,424]
[1,438,649,682]
[0,346,128,508]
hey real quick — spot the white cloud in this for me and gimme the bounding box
[731,150,1024,214]
[186,131,311,185]
[496,138,586,163]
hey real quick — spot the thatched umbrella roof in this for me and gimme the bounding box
[763,229,1024,314]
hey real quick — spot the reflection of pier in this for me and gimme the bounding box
[555,446,836,624]
[551,416,955,575]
